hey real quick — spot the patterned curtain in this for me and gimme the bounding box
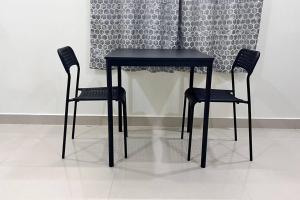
[90,0,264,72]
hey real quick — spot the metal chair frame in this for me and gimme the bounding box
[181,49,260,161]
[57,46,128,159]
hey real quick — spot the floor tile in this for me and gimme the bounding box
[0,124,300,199]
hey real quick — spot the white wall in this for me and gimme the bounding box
[0,0,299,119]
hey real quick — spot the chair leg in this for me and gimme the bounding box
[118,100,123,132]
[233,102,238,141]
[62,100,69,159]
[187,103,191,133]
[71,101,78,139]
[248,102,253,161]
[187,103,195,161]
[187,101,195,133]
[123,99,128,158]
[181,96,187,139]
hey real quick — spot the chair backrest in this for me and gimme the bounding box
[232,49,260,75]
[57,46,79,73]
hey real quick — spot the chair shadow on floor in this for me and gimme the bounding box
[115,127,252,177]
[61,126,253,175]
[62,139,108,166]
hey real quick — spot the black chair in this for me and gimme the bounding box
[57,46,128,159]
[181,49,260,161]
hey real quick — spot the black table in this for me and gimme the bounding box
[105,49,214,168]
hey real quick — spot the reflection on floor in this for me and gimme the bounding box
[0,124,300,199]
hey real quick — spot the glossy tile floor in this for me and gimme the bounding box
[0,124,300,199]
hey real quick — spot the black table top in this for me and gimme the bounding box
[105,49,214,67]
[106,49,213,59]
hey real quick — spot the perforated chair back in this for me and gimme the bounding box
[57,46,79,73]
[232,49,260,75]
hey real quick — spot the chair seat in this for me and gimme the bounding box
[185,88,247,103]
[71,87,126,101]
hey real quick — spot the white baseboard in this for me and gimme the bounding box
[0,114,299,129]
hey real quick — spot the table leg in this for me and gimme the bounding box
[187,66,195,132]
[201,63,213,168]
[118,66,122,132]
[106,64,114,167]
